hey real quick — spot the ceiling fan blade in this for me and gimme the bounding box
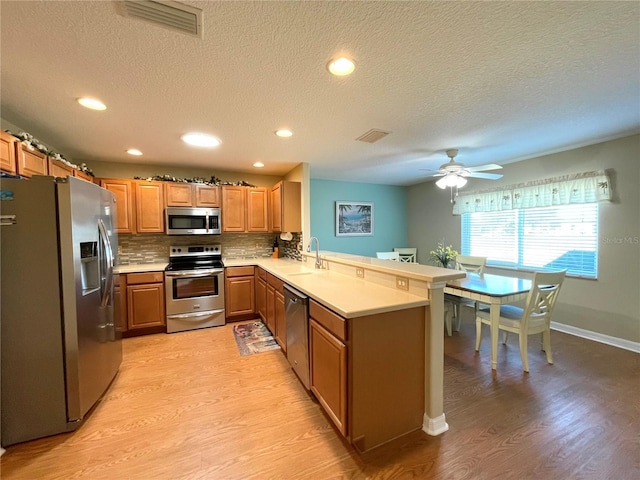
[465,163,503,172]
[464,172,504,180]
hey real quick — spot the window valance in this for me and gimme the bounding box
[452,170,611,215]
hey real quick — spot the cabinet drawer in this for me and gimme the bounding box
[267,272,284,292]
[309,300,346,342]
[256,267,267,281]
[126,272,164,285]
[226,266,255,277]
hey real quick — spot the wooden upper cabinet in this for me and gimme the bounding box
[135,180,165,233]
[15,144,47,178]
[271,181,301,233]
[47,158,74,178]
[73,170,94,182]
[100,178,135,234]
[221,185,246,232]
[165,182,193,207]
[0,131,18,175]
[194,184,219,207]
[247,187,269,232]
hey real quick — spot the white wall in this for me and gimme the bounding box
[408,134,640,343]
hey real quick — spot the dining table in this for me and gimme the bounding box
[445,272,532,369]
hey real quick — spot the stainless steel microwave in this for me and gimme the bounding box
[165,207,221,235]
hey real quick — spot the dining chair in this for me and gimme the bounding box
[446,255,487,331]
[393,247,417,263]
[475,270,566,372]
[376,251,400,261]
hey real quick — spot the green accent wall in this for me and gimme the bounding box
[310,179,407,256]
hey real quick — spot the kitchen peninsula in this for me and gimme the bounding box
[224,251,465,452]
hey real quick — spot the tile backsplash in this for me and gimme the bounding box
[118,232,302,265]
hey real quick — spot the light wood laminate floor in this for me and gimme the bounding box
[1,319,638,479]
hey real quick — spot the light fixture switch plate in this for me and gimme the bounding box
[356,268,364,278]
[396,276,409,290]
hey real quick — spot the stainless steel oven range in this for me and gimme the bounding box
[164,244,225,333]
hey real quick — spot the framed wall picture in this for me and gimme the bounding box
[335,201,374,236]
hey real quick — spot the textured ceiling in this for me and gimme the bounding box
[1,1,638,186]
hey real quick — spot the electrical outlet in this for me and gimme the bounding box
[356,267,364,278]
[396,276,409,290]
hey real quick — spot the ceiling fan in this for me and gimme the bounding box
[425,149,503,189]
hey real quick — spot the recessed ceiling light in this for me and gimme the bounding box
[77,97,107,110]
[327,56,355,76]
[253,162,265,168]
[127,149,143,156]
[181,132,221,148]
[275,129,293,138]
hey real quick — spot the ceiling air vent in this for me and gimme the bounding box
[355,129,391,144]
[121,0,203,38]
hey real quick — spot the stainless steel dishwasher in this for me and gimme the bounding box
[284,284,310,389]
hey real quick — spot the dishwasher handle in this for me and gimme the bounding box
[284,284,308,304]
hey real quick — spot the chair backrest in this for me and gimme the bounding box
[376,251,400,261]
[521,271,566,330]
[455,255,487,274]
[393,247,417,263]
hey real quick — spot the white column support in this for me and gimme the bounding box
[422,281,449,436]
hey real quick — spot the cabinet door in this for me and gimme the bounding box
[266,283,275,333]
[271,182,282,232]
[247,187,269,232]
[256,276,267,323]
[310,319,347,436]
[47,158,74,178]
[127,283,166,329]
[73,170,93,182]
[274,290,286,352]
[100,179,135,233]
[280,181,301,233]
[195,185,219,207]
[114,274,127,333]
[135,181,165,233]
[225,276,256,317]
[16,145,47,178]
[221,186,246,232]
[165,183,193,207]
[0,131,17,174]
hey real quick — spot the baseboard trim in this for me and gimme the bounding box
[551,322,640,353]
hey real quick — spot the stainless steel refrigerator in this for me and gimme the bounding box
[0,175,122,446]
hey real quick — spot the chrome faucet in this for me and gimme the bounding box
[309,236,321,269]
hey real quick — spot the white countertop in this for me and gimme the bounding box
[115,252,463,318]
[225,257,430,318]
[115,262,168,274]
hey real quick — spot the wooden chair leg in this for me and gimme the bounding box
[542,329,553,364]
[502,331,509,344]
[475,318,482,351]
[445,309,452,336]
[519,333,529,373]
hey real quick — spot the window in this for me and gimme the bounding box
[461,203,598,278]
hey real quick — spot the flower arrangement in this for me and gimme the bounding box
[429,242,458,268]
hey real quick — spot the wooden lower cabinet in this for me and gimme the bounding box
[266,283,275,332]
[256,269,267,323]
[308,299,426,453]
[309,318,347,435]
[225,266,255,320]
[274,290,286,352]
[113,274,127,333]
[125,272,166,331]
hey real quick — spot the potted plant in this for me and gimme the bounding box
[429,242,458,268]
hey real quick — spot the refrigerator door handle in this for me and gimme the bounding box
[98,219,114,308]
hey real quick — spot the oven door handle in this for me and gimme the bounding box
[165,269,224,278]
[167,309,225,320]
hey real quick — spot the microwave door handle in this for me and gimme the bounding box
[205,212,209,233]
[98,219,114,308]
